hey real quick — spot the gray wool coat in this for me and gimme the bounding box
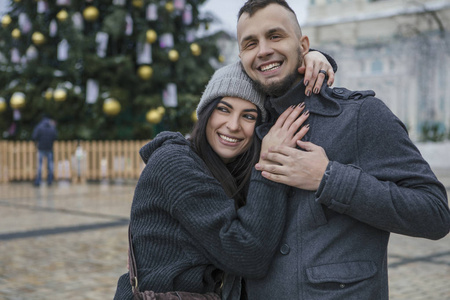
[245,82,450,300]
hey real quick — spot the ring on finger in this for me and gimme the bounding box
[319,70,327,75]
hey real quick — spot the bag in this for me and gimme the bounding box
[128,226,221,300]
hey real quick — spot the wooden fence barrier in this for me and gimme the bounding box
[0,140,148,183]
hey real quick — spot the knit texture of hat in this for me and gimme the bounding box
[197,61,267,121]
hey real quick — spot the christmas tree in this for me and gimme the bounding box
[0,0,224,140]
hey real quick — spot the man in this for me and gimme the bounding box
[32,116,58,186]
[236,0,450,299]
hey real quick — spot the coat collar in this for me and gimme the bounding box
[267,81,343,118]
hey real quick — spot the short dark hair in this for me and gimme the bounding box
[238,0,297,19]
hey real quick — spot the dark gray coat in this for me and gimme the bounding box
[114,132,289,300]
[246,82,450,300]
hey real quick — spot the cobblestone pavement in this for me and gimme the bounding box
[1,171,449,300]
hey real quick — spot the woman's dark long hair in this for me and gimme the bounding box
[189,97,262,208]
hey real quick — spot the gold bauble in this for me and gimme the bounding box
[190,43,201,56]
[191,110,198,123]
[156,106,165,115]
[53,88,67,102]
[10,92,26,109]
[13,0,21,2]
[218,55,225,63]
[165,2,175,13]
[137,65,153,80]
[146,29,157,44]
[0,97,6,112]
[168,49,179,62]
[146,109,163,124]
[83,6,99,22]
[132,0,144,8]
[44,89,53,100]
[11,28,21,39]
[32,32,46,46]
[1,15,12,28]
[56,9,69,22]
[103,98,121,116]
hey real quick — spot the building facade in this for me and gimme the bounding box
[303,0,450,141]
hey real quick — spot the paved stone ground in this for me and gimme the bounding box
[0,171,449,300]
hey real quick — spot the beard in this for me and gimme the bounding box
[253,49,303,97]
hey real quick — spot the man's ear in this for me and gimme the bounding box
[300,35,310,56]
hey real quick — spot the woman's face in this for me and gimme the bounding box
[206,97,258,163]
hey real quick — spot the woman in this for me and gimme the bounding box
[114,59,328,300]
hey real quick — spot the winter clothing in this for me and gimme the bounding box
[197,61,267,121]
[32,118,58,186]
[245,82,450,299]
[114,132,289,300]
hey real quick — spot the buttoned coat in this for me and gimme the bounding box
[246,83,450,300]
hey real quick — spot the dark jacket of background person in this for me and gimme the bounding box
[32,117,58,151]
[114,131,290,299]
[246,82,450,299]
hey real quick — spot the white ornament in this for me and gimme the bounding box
[146,4,158,21]
[57,39,70,61]
[163,83,178,107]
[95,32,109,57]
[49,19,58,37]
[136,42,152,65]
[159,33,174,49]
[86,79,99,104]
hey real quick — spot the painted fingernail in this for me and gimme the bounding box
[304,80,309,86]
[297,102,305,108]
[306,90,311,97]
[303,110,310,116]
[314,88,319,94]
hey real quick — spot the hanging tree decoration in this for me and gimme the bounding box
[10,92,26,109]
[1,15,12,28]
[11,28,21,39]
[53,88,67,102]
[56,9,69,22]
[165,1,175,13]
[146,108,163,124]
[190,43,201,56]
[191,110,197,122]
[103,98,121,116]
[0,97,6,113]
[146,29,157,44]
[32,32,46,46]
[83,6,99,22]
[137,65,153,80]
[132,0,144,9]
[168,49,179,62]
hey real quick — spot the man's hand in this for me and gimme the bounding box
[256,141,329,191]
[300,51,335,96]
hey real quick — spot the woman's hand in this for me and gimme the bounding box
[259,103,309,164]
[256,141,329,191]
[299,51,335,96]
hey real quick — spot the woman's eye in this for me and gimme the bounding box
[217,106,229,113]
[243,114,257,121]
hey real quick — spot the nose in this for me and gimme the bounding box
[257,40,274,58]
[226,116,241,132]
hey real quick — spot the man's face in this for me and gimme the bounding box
[237,4,310,96]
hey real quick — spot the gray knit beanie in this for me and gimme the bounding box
[197,61,267,121]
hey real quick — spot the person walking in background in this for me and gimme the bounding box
[32,116,58,186]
